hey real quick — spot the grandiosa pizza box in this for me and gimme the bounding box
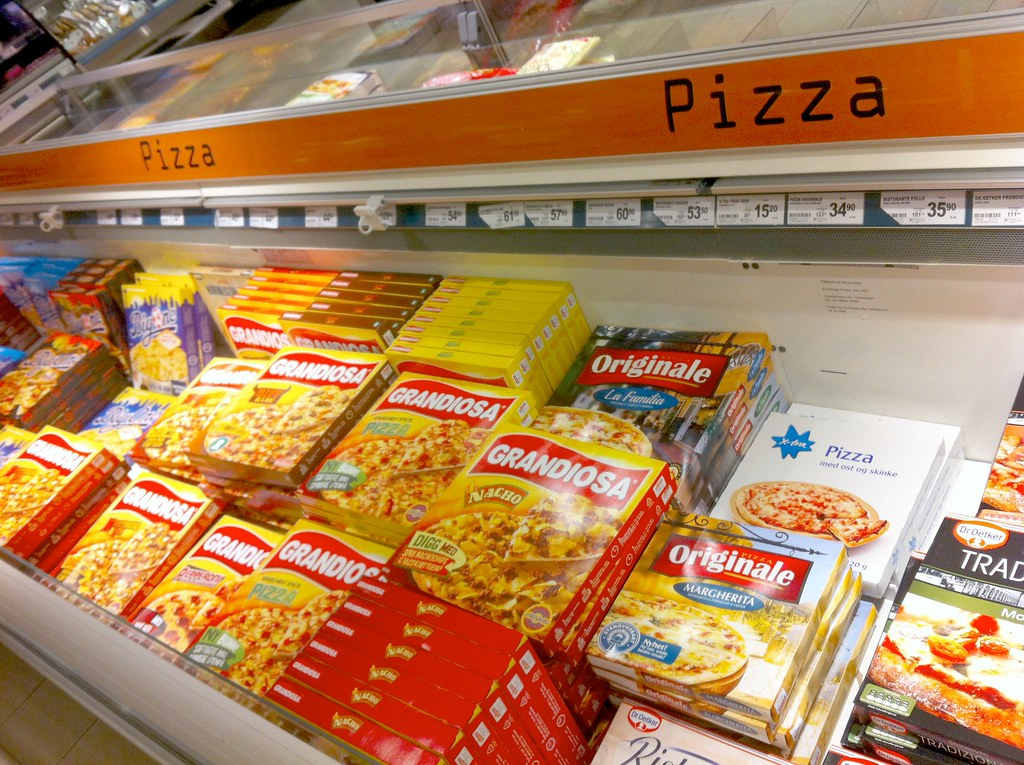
[853,515,1024,765]
[709,411,946,598]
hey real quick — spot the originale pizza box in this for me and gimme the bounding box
[131,357,268,482]
[853,515,1024,765]
[588,512,849,724]
[131,515,285,651]
[185,518,392,695]
[387,423,677,659]
[53,471,222,618]
[188,347,394,488]
[284,373,536,542]
[0,426,127,566]
[709,411,946,599]
[278,310,400,354]
[77,387,177,459]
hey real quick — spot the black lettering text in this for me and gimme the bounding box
[753,84,784,125]
[851,75,886,118]
[664,78,694,133]
[801,80,834,122]
[711,73,736,128]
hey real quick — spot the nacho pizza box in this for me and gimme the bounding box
[388,423,677,659]
[188,347,394,488]
[709,411,946,598]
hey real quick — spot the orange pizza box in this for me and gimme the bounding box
[0,427,125,563]
[388,424,677,659]
[131,357,268,483]
[131,515,285,651]
[330,270,443,288]
[239,280,324,297]
[185,518,392,695]
[278,310,398,354]
[316,284,429,306]
[306,298,416,324]
[251,267,340,286]
[265,678,448,765]
[214,303,289,359]
[54,471,222,618]
[587,512,848,725]
[224,292,313,311]
[293,373,536,535]
[188,347,394,488]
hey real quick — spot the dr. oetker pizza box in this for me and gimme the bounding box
[820,745,886,765]
[388,424,677,659]
[709,410,946,598]
[188,347,394,487]
[590,701,791,765]
[853,515,1024,765]
[186,518,392,696]
[588,512,848,724]
[292,373,536,537]
[132,515,285,651]
[278,310,400,354]
[0,427,126,565]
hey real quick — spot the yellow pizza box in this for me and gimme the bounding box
[184,517,393,695]
[278,310,397,354]
[227,292,314,311]
[188,347,395,488]
[384,342,550,405]
[54,470,223,619]
[293,373,537,537]
[131,514,286,651]
[587,512,848,724]
[388,423,678,658]
[131,357,268,482]
[306,298,416,324]
[251,267,340,286]
[76,386,178,459]
[391,332,554,402]
[240,280,325,297]
[0,425,35,466]
[215,303,290,359]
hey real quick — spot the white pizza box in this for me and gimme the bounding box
[710,411,946,598]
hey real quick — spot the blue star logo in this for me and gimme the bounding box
[771,425,814,459]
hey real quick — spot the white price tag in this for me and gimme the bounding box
[880,191,966,225]
[0,213,13,226]
[215,208,244,228]
[96,209,118,226]
[716,195,785,226]
[786,193,865,225]
[524,201,572,227]
[479,202,525,229]
[425,204,466,227]
[305,206,337,228]
[159,208,185,227]
[652,198,715,227]
[377,203,397,228]
[120,208,143,226]
[16,213,35,227]
[586,199,641,227]
[971,191,1024,226]
[249,208,279,229]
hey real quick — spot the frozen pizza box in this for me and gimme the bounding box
[540,327,786,512]
[821,745,886,765]
[293,373,536,537]
[122,281,202,395]
[278,310,400,354]
[590,700,790,765]
[77,387,177,460]
[226,292,313,312]
[185,518,393,695]
[588,512,848,724]
[0,426,125,564]
[251,267,340,286]
[853,514,1024,765]
[519,36,602,74]
[132,357,267,482]
[388,423,677,659]
[54,471,222,618]
[329,270,443,288]
[306,298,416,324]
[316,284,431,305]
[189,348,394,488]
[215,303,289,359]
[49,285,131,372]
[0,425,34,466]
[131,515,285,651]
[286,70,382,106]
[709,411,946,598]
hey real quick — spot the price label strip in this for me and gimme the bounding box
[215,208,245,228]
[249,208,279,229]
[16,213,35,227]
[479,202,525,229]
[524,201,572,227]
[971,191,1024,227]
[0,213,13,227]
[425,203,467,227]
[880,191,966,226]
[377,203,397,228]
[120,208,143,226]
[652,198,715,227]
[586,199,641,227]
[96,210,118,226]
[304,206,337,228]
[786,193,865,225]
[160,208,185,227]
[716,195,785,226]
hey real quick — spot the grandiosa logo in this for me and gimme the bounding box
[953,520,1010,551]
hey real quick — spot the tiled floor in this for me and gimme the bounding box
[0,643,161,765]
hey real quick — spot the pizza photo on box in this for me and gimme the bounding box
[980,423,1024,515]
[730,481,890,548]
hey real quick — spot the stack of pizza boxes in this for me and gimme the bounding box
[0,425,34,466]
[974,372,1024,526]
[0,426,128,569]
[386,276,590,407]
[586,511,870,761]
[0,332,127,432]
[76,386,178,460]
[532,326,789,515]
[0,288,40,351]
[851,514,1024,765]
[215,267,441,359]
[708,408,953,599]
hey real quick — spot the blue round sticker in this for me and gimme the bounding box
[597,621,642,656]
[593,386,677,412]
